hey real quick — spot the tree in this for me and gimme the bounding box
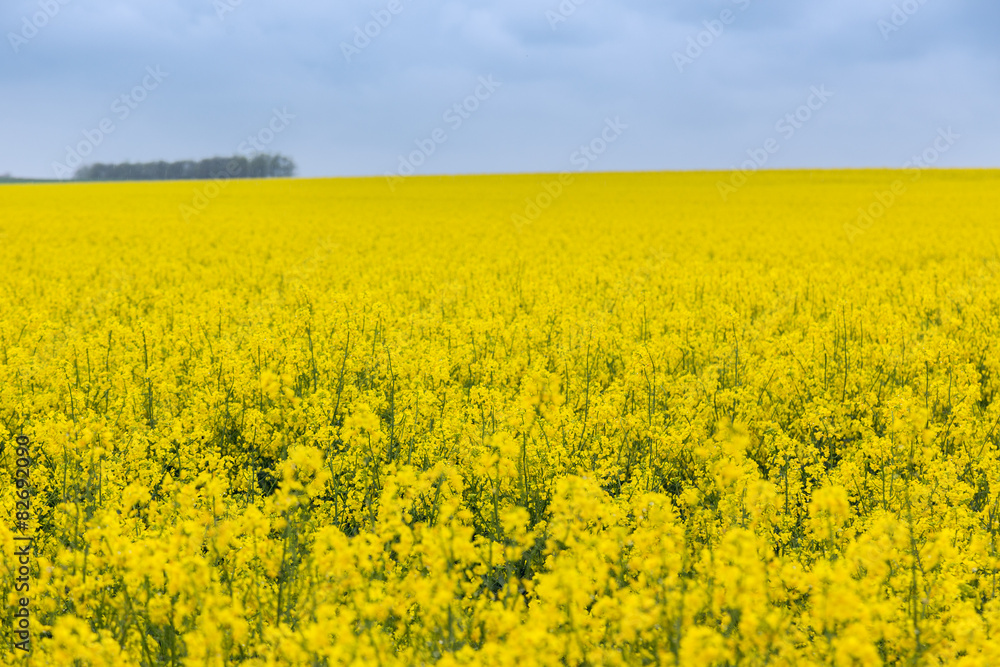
[73,154,297,181]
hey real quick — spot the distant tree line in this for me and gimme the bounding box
[72,154,296,181]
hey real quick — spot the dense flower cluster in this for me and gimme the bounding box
[1,170,1000,665]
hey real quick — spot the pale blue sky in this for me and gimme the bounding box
[1,0,997,179]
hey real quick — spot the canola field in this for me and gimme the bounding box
[2,170,1000,665]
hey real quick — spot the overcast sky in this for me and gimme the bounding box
[1,0,997,179]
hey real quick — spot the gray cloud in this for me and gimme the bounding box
[1,0,997,179]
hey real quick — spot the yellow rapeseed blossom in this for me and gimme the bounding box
[1,170,999,664]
